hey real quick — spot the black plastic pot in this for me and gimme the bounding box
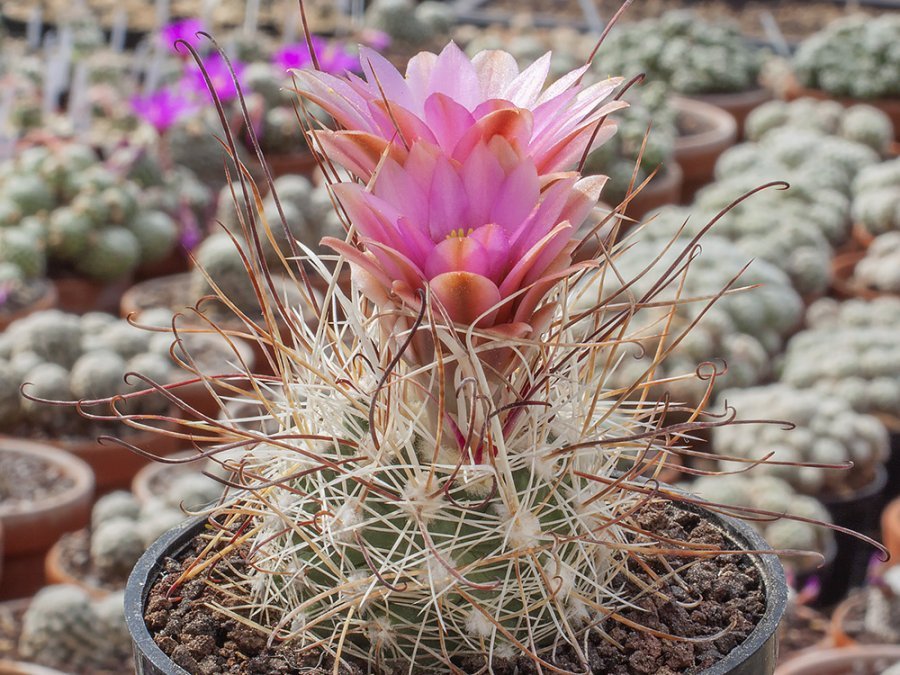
[816,465,887,606]
[886,430,900,500]
[126,506,787,675]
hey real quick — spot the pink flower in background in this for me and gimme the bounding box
[294,42,625,179]
[130,87,199,132]
[274,38,358,76]
[359,28,391,52]
[160,18,206,55]
[323,140,606,331]
[187,53,246,103]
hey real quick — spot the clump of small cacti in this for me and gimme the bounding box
[0,309,188,435]
[18,585,131,673]
[794,15,900,100]
[712,384,889,496]
[806,295,900,329]
[572,235,803,403]
[852,158,900,237]
[365,0,450,46]
[780,322,900,418]
[598,10,763,94]
[687,474,834,573]
[583,82,677,203]
[746,98,894,154]
[854,232,900,293]
[0,142,183,284]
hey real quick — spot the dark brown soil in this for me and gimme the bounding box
[145,501,766,675]
[56,529,126,591]
[0,449,75,508]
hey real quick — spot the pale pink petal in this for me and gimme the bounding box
[469,224,511,282]
[490,160,541,234]
[534,120,618,174]
[500,52,551,107]
[372,157,429,230]
[424,93,477,154]
[424,236,490,279]
[499,222,573,299]
[366,239,427,288]
[427,154,468,241]
[471,50,520,100]
[534,63,591,105]
[290,70,375,132]
[358,46,415,112]
[428,42,481,110]
[322,237,394,293]
[461,141,506,227]
[429,271,501,327]
[405,51,438,112]
[508,175,578,253]
[452,107,533,162]
[313,130,405,179]
[366,99,439,149]
[558,175,609,228]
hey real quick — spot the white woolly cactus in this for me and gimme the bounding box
[687,475,833,571]
[745,98,894,154]
[780,325,900,418]
[806,295,900,330]
[794,15,900,100]
[711,384,889,496]
[853,158,900,237]
[854,232,900,293]
[571,234,803,404]
[597,10,763,94]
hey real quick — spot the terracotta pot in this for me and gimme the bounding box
[0,439,94,600]
[46,429,182,493]
[266,151,319,179]
[692,87,772,138]
[0,662,69,675]
[134,247,191,282]
[621,162,684,222]
[131,451,214,505]
[774,646,900,675]
[0,282,58,332]
[53,275,132,314]
[786,79,900,143]
[672,97,739,201]
[43,530,110,599]
[882,496,900,567]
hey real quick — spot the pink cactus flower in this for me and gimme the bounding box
[323,140,606,332]
[160,18,206,56]
[293,42,625,179]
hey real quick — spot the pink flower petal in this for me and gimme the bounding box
[429,271,501,326]
[405,51,438,112]
[428,42,481,111]
[500,52,551,107]
[490,160,541,234]
[471,50,520,100]
[424,236,490,279]
[358,46,415,112]
[469,224,511,282]
[461,141,506,227]
[427,154,468,241]
[424,93,477,155]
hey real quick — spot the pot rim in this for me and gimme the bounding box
[671,96,739,152]
[126,501,786,675]
[0,439,94,520]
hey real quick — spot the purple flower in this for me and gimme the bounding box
[160,18,206,56]
[274,38,358,76]
[186,53,246,103]
[131,87,199,133]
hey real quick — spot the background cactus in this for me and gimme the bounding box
[711,384,889,496]
[853,158,900,237]
[19,585,131,672]
[794,15,900,99]
[572,235,803,403]
[745,98,894,154]
[596,10,763,94]
[854,232,900,293]
[687,474,834,574]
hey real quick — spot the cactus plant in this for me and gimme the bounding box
[597,10,763,94]
[688,474,834,572]
[712,384,889,496]
[854,232,900,293]
[18,585,131,673]
[853,158,900,237]
[746,98,894,154]
[794,15,900,100]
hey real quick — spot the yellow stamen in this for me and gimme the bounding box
[445,227,475,240]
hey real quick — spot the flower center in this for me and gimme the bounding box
[445,227,475,240]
